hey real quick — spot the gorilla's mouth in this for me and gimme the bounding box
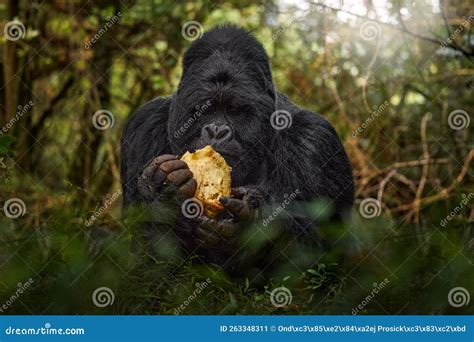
[190,142,242,170]
[209,145,239,165]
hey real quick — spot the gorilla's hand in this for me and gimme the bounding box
[194,186,266,247]
[194,216,238,247]
[221,186,265,220]
[137,154,197,201]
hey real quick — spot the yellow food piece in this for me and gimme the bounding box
[181,145,231,217]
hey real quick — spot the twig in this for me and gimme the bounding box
[377,169,397,203]
[392,148,474,213]
[391,173,418,194]
[411,113,431,223]
[379,158,449,172]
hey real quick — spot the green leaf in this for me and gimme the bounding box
[228,292,237,306]
[0,135,14,148]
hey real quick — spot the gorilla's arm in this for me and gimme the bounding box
[121,97,203,256]
[121,96,198,209]
[264,95,354,244]
[121,97,172,205]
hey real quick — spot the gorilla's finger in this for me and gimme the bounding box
[138,163,167,197]
[231,187,247,199]
[195,216,215,231]
[151,154,178,167]
[142,156,174,179]
[220,197,251,218]
[140,155,178,187]
[166,169,193,186]
[231,187,265,204]
[177,178,197,198]
[159,160,188,173]
[151,169,167,186]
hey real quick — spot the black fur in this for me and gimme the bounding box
[120,25,354,272]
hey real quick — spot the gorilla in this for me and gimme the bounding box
[121,25,354,274]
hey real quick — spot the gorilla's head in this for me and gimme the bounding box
[168,25,277,186]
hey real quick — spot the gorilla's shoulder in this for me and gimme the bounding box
[272,93,354,208]
[121,96,173,182]
[276,92,336,132]
[131,96,172,121]
[123,96,172,137]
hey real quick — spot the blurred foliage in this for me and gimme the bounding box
[0,0,473,314]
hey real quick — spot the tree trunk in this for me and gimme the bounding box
[3,0,21,124]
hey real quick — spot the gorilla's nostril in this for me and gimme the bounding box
[215,125,232,141]
[202,123,233,142]
[203,123,216,137]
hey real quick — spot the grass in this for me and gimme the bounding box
[0,180,472,315]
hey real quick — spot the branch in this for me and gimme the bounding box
[310,2,474,59]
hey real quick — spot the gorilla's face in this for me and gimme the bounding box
[168,57,275,186]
